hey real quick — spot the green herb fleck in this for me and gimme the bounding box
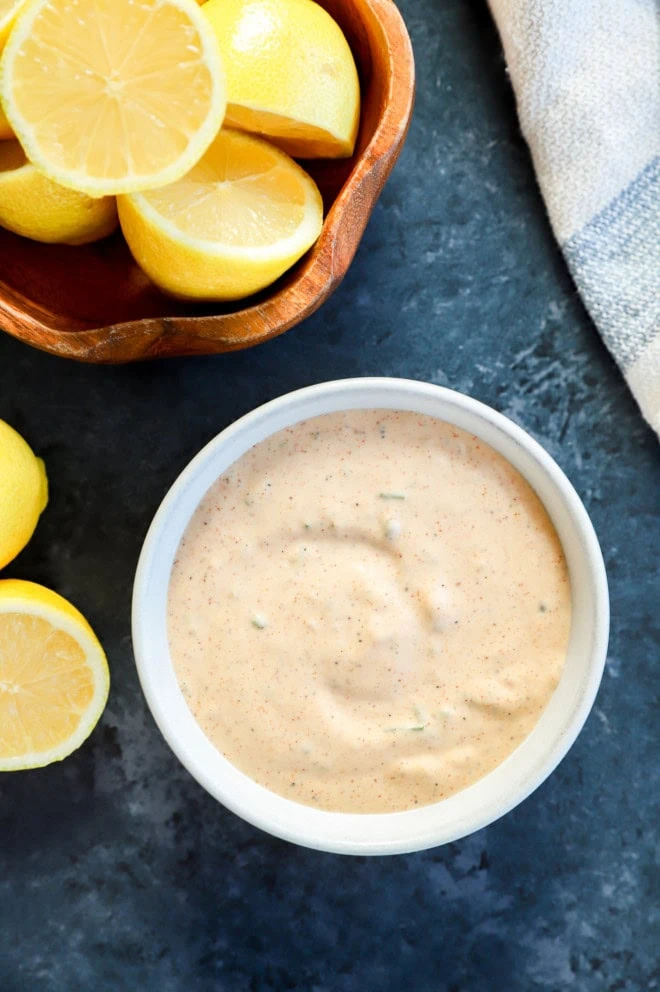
[379,492,405,501]
[385,725,426,733]
[386,705,429,732]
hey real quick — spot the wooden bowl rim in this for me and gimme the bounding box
[0,0,415,361]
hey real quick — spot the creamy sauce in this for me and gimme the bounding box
[168,411,571,814]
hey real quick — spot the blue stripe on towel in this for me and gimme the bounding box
[563,156,660,371]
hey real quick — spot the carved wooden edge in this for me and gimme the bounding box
[0,0,415,364]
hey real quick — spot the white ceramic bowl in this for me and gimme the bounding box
[132,378,609,855]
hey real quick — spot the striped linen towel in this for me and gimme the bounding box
[489,0,660,436]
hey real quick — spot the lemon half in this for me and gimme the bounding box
[0,0,227,195]
[118,128,323,301]
[0,580,109,770]
[203,0,360,158]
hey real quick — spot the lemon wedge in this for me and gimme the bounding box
[0,0,226,196]
[0,580,109,771]
[118,128,323,301]
[203,0,360,158]
[0,141,118,244]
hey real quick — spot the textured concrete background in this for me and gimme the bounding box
[1,1,658,989]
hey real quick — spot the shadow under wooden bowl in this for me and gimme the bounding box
[0,0,414,363]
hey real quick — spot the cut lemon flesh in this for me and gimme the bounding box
[0,0,227,195]
[118,128,323,300]
[203,0,360,158]
[0,580,109,771]
[0,141,118,244]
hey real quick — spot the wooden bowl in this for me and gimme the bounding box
[0,0,414,363]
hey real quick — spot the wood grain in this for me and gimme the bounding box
[0,0,415,363]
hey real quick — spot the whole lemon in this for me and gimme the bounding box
[0,420,48,569]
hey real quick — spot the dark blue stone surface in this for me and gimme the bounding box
[0,1,658,989]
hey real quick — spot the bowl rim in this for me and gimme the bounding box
[132,377,610,855]
[0,0,415,362]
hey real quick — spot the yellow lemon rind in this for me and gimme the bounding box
[202,0,360,159]
[0,146,118,244]
[0,419,48,570]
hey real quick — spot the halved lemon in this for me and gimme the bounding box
[0,0,227,196]
[118,128,324,301]
[0,580,109,771]
[0,141,118,244]
[202,0,360,158]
